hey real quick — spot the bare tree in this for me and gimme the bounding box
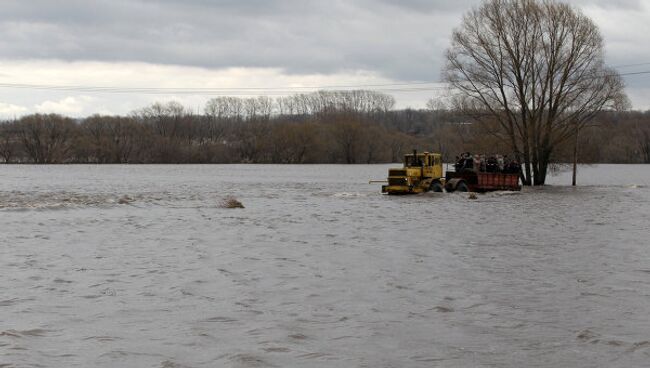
[16,114,76,163]
[204,97,230,120]
[445,0,628,185]
[329,114,366,164]
[135,101,188,138]
[80,115,111,162]
[268,122,319,163]
[256,96,274,121]
[0,121,19,163]
[276,96,297,116]
[638,124,650,163]
[106,117,142,163]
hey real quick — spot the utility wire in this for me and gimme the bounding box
[612,61,650,69]
[0,70,648,95]
[0,82,450,95]
[0,81,448,91]
[616,70,650,77]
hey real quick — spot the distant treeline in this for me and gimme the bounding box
[0,90,649,164]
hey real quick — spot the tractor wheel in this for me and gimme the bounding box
[430,181,444,192]
[456,181,469,192]
[444,181,455,193]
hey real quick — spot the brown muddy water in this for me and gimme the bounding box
[1,164,649,367]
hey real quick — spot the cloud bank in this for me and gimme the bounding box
[0,0,648,115]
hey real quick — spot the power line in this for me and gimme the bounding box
[613,61,650,69]
[0,82,449,95]
[617,70,650,77]
[0,81,447,92]
[0,70,648,96]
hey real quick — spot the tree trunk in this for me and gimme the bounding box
[572,127,579,186]
[536,148,552,186]
[521,145,532,186]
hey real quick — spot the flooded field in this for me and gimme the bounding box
[1,164,649,367]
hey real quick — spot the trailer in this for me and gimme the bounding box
[444,170,521,192]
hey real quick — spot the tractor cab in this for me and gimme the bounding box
[382,150,444,194]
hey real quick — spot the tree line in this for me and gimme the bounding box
[0,91,648,165]
[0,91,412,164]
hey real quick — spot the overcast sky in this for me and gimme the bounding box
[0,0,649,117]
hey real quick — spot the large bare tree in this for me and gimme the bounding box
[16,114,76,163]
[444,0,628,185]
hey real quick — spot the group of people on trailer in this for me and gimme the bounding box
[454,152,521,174]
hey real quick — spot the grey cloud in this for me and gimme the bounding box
[573,0,643,8]
[0,0,646,81]
[373,0,478,13]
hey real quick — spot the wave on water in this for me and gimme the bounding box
[492,191,522,196]
[0,329,49,337]
[0,191,123,210]
[331,192,370,198]
[626,184,647,189]
[0,190,253,210]
[0,191,176,210]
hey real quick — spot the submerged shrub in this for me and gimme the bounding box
[220,196,244,209]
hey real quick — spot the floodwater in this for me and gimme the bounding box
[1,164,649,368]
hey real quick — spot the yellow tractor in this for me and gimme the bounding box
[381,150,445,194]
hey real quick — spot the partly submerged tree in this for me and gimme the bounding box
[16,114,76,163]
[444,0,628,185]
